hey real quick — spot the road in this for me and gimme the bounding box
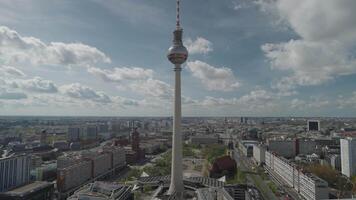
[233,147,278,200]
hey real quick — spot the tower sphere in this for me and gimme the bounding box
[167,29,188,65]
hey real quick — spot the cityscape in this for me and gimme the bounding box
[1,0,356,200]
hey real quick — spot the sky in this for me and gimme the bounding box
[0,0,355,117]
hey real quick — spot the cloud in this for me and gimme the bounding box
[0,26,110,66]
[290,97,329,110]
[185,37,213,55]
[11,77,58,93]
[261,0,356,90]
[129,79,173,100]
[88,67,153,82]
[0,89,27,100]
[90,0,167,26]
[198,89,276,111]
[59,83,112,103]
[0,65,25,77]
[187,60,240,91]
[337,92,356,109]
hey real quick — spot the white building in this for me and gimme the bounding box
[340,137,356,177]
[265,151,329,200]
[0,154,31,192]
[253,145,266,165]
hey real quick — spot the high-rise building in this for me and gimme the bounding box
[98,124,109,133]
[84,125,98,140]
[308,120,320,131]
[166,0,188,197]
[131,128,140,152]
[340,137,356,177]
[0,155,31,192]
[40,129,47,145]
[67,127,81,142]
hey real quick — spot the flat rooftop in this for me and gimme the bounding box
[5,181,53,196]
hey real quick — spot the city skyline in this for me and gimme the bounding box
[0,0,356,117]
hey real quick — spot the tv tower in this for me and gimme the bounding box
[167,0,188,198]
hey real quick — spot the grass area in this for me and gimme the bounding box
[267,181,278,194]
[123,143,228,182]
[201,144,227,163]
[227,167,246,184]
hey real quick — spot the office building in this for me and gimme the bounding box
[308,120,320,131]
[0,155,31,192]
[265,151,329,200]
[67,127,81,142]
[84,125,98,140]
[267,139,296,158]
[340,137,356,177]
[253,144,266,165]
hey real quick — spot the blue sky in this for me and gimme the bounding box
[0,0,355,117]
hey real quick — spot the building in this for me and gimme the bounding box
[68,181,132,200]
[57,154,82,169]
[265,151,329,200]
[67,127,81,142]
[98,124,109,133]
[253,144,266,165]
[329,154,341,171]
[57,160,92,192]
[0,155,31,192]
[81,151,112,178]
[189,135,219,145]
[131,128,140,152]
[0,181,54,200]
[308,120,320,132]
[84,125,98,140]
[40,129,48,145]
[340,137,356,177]
[267,139,296,158]
[239,140,259,157]
[103,146,126,169]
[52,140,69,151]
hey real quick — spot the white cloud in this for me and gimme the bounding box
[129,79,173,100]
[197,89,276,111]
[261,0,356,90]
[11,77,58,93]
[291,97,329,110]
[59,83,112,103]
[185,37,213,55]
[88,67,153,82]
[0,65,25,77]
[0,26,110,66]
[187,60,240,91]
[337,92,356,109]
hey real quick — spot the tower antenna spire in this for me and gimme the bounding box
[176,0,181,29]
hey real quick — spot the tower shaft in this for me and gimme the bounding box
[168,64,184,198]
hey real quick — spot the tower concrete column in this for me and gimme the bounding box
[168,64,184,197]
[167,1,188,198]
